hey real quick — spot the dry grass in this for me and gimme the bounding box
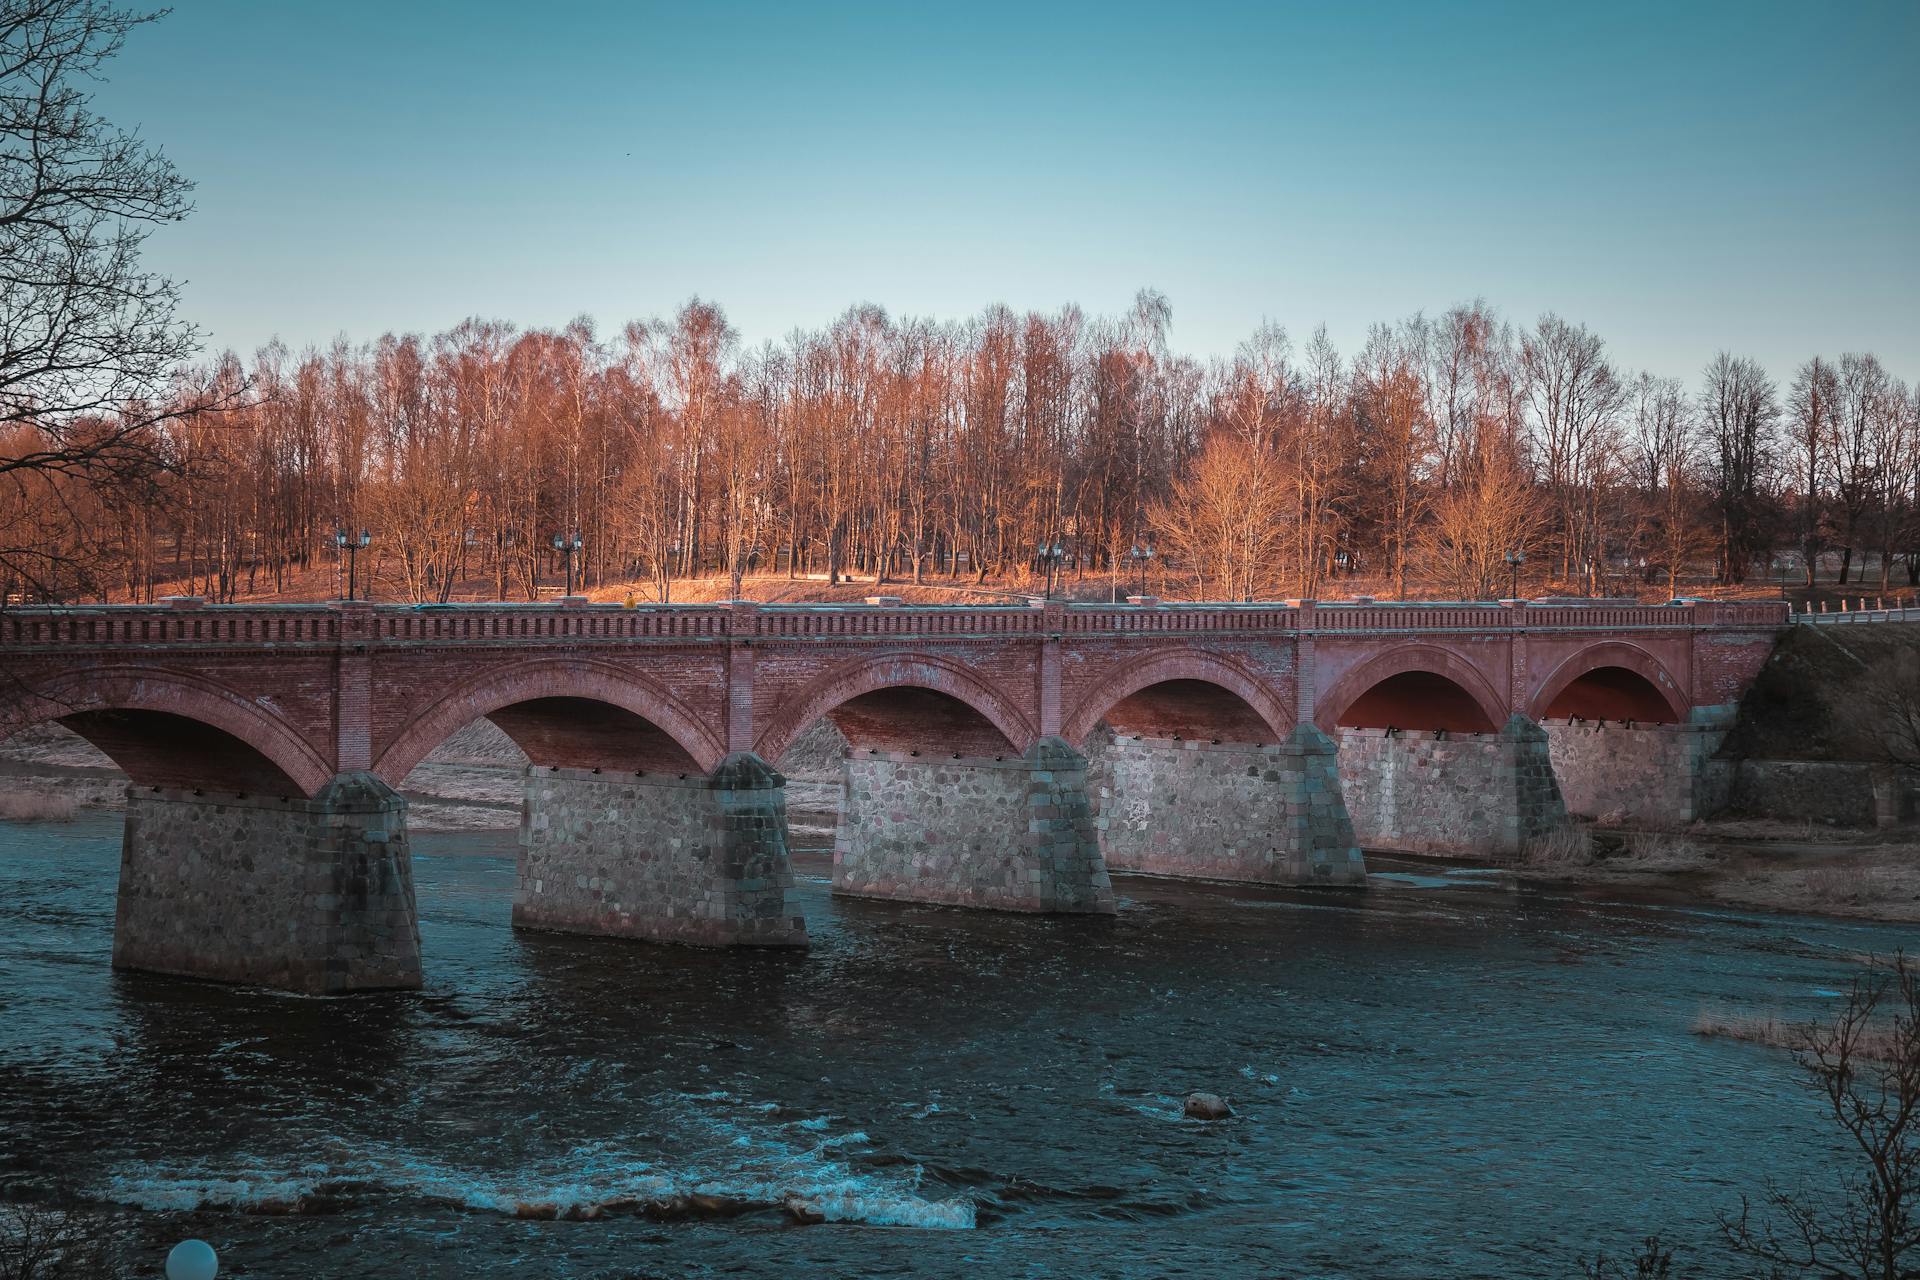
[1693,1006,1906,1061]
[1522,826,1596,867]
[1692,1009,1803,1052]
[1616,832,1714,872]
[1802,864,1895,904]
[0,789,78,822]
[1690,815,1873,842]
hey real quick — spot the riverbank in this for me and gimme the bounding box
[1493,822,1920,924]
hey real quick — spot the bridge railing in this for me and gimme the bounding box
[0,596,1791,648]
[1793,601,1920,625]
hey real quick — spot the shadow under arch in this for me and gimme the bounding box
[373,657,727,785]
[1531,641,1689,724]
[1,665,335,796]
[1060,648,1292,746]
[753,652,1036,763]
[1316,644,1510,734]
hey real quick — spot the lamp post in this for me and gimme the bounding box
[1504,549,1526,600]
[1037,540,1066,600]
[552,532,583,597]
[334,527,370,601]
[1128,542,1155,598]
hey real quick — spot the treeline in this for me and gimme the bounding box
[3,292,1916,604]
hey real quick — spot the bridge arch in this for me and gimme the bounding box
[1061,649,1292,746]
[1531,642,1688,724]
[373,657,727,784]
[1316,644,1509,734]
[0,666,335,796]
[754,652,1035,763]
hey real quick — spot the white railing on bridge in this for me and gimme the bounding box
[1793,596,1920,624]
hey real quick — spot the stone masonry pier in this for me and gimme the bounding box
[1338,716,1570,858]
[115,773,420,993]
[1542,713,1733,826]
[1095,723,1364,884]
[833,738,1115,913]
[516,754,807,947]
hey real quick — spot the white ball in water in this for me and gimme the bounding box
[165,1238,218,1280]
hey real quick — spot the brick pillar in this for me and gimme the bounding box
[1038,600,1065,736]
[515,753,807,947]
[334,600,374,771]
[1289,599,1318,726]
[1504,598,1529,718]
[722,601,759,755]
[834,736,1114,914]
[113,771,421,993]
[1095,721,1364,885]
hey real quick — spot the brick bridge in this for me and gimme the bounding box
[0,596,1786,993]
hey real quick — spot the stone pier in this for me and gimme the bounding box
[833,736,1115,914]
[114,772,421,994]
[515,753,808,947]
[1338,714,1569,857]
[1542,712,1732,825]
[1095,723,1365,885]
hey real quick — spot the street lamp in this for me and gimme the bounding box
[1504,549,1526,600]
[1037,540,1066,600]
[334,527,370,601]
[1128,542,1155,598]
[552,531,583,597]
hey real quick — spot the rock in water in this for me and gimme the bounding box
[783,1194,826,1224]
[1183,1092,1232,1120]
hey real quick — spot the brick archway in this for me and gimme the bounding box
[1316,644,1510,733]
[1060,648,1292,747]
[373,657,727,784]
[754,652,1036,764]
[0,665,336,796]
[1531,641,1689,724]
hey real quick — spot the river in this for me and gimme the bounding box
[0,811,1910,1278]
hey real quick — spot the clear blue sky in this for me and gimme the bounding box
[98,1,1918,384]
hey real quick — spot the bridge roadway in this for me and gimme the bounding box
[0,596,1787,992]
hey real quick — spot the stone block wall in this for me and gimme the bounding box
[1093,723,1365,885]
[114,772,421,994]
[515,752,807,947]
[1713,759,1894,828]
[834,736,1115,914]
[1542,719,1727,824]
[1337,715,1568,857]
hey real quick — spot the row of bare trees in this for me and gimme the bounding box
[3,293,1916,605]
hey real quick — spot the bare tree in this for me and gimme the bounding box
[1720,955,1920,1280]
[1420,430,1546,599]
[1831,354,1896,586]
[1150,433,1289,601]
[0,1199,125,1278]
[0,0,217,484]
[1789,357,1839,587]
[1700,353,1780,585]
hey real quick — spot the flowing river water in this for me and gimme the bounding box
[1,810,1913,1278]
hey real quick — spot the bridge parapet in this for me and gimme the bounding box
[0,596,1790,649]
